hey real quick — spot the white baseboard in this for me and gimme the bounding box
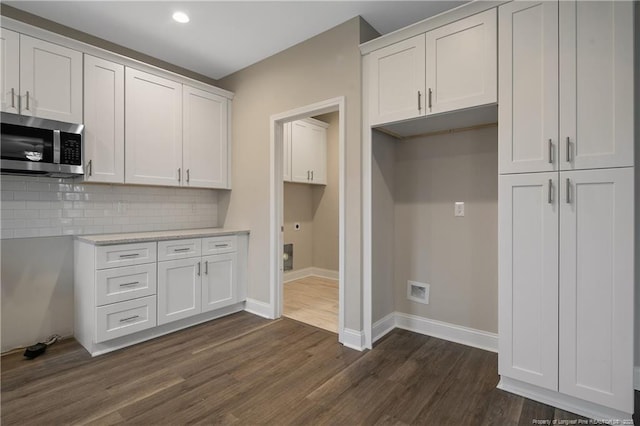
[341,328,365,351]
[635,366,640,391]
[244,298,274,319]
[372,312,396,344]
[498,376,633,421]
[377,312,498,353]
[284,267,339,283]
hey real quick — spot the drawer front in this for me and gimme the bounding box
[202,235,237,255]
[95,295,157,343]
[157,238,201,261]
[96,263,157,306]
[96,242,157,269]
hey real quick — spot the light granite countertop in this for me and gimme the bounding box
[76,228,250,246]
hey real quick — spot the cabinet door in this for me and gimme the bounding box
[498,172,558,391]
[290,120,314,183]
[559,168,634,413]
[283,122,292,182]
[125,68,182,186]
[426,9,497,115]
[201,253,237,313]
[157,258,202,325]
[559,1,634,170]
[291,120,327,185]
[83,55,125,183]
[368,34,426,125]
[498,2,558,174]
[19,35,82,123]
[183,85,229,189]
[0,28,19,114]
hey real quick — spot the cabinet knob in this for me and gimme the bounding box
[11,88,15,109]
[417,91,422,111]
[25,91,30,111]
[428,88,432,109]
[566,137,571,163]
[548,139,553,164]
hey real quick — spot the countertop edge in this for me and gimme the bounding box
[76,228,250,246]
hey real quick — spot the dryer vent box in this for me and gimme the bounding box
[407,281,430,304]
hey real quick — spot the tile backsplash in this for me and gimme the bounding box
[1,176,219,239]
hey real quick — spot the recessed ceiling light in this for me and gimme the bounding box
[172,11,190,23]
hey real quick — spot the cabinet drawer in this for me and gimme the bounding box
[157,238,201,261]
[202,235,236,255]
[95,295,157,343]
[96,242,156,269]
[96,263,157,306]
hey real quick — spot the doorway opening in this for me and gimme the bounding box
[269,97,346,343]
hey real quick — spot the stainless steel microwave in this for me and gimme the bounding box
[1,112,84,178]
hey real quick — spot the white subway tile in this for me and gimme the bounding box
[2,219,26,229]
[1,191,13,201]
[1,180,26,191]
[14,228,39,238]
[26,201,49,210]
[38,227,62,237]
[63,209,83,218]
[13,191,40,201]
[1,229,14,239]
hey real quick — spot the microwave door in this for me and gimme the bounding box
[1,124,53,163]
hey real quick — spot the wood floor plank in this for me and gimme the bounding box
[2,312,633,425]
[283,276,338,333]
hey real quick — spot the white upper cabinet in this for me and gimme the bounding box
[426,9,497,115]
[0,28,19,114]
[559,1,634,170]
[500,1,633,174]
[368,34,426,126]
[499,2,558,174]
[498,172,559,391]
[558,168,634,412]
[0,31,82,122]
[183,85,229,189]
[83,55,125,183]
[367,9,497,127]
[125,68,183,186]
[289,119,327,185]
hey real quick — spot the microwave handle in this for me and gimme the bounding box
[53,130,61,164]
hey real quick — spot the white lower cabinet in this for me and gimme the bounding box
[157,257,202,325]
[202,253,237,313]
[499,168,634,414]
[74,231,248,356]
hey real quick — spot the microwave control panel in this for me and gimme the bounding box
[61,138,82,165]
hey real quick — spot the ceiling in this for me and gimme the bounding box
[4,1,468,80]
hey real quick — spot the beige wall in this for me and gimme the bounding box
[393,127,498,333]
[284,182,314,271]
[311,112,339,272]
[1,237,74,351]
[218,18,377,330]
[371,131,397,323]
[283,112,340,274]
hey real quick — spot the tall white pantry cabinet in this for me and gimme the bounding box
[498,0,635,418]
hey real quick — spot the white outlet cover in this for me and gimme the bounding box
[407,280,430,304]
[454,202,465,217]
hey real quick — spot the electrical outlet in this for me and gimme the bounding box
[454,202,465,217]
[294,223,301,231]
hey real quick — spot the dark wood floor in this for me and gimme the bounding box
[1,312,636,425]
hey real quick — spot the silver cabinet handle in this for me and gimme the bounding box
[197,261,201,276]
[205,260,208,275]
[307,170,310,181]
[25,91,30,111]
[186,169,190,183]
[428,88,432,109]
[11,88,15,109]
[311,170,314,181]
[88,159,92,176]
[566,137,571,163]
[548,179,553,204]
[548,139,553,164]
[214,243,228,248]
[120,315,140,323]
[417,91,422,111]
[119,253,140,258]
[565,178,571,204]
[119,281,139,287]
[173,247,190,252]
[178,168,181,182]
